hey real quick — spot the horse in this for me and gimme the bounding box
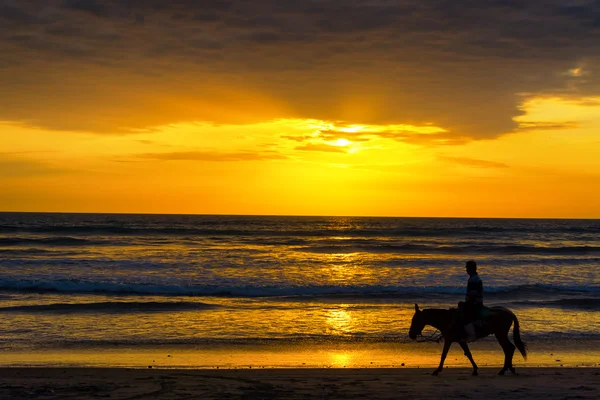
[408,303,527,376]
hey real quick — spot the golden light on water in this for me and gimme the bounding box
[316,255,381,285]
[326,307,354,335]
[328,351,354,367]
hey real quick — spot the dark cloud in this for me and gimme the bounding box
[244,31,283,43]
[556,2,600,28]
[0,2,45,24]
[64,0,109,18]
[1,1,599,139]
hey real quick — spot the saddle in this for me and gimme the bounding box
[456,303,491,342]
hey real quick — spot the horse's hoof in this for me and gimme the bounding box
[432,370,440,376]
[472,370,478,376]
[498,370,506,376]
[510,368,517,375]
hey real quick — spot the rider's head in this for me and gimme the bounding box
[465,260,477,275]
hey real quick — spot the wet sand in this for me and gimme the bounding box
[0,367,598,399]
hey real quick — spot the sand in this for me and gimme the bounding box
[0,367,598,399]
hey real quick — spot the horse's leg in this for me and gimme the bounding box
[432,340,452,376]
[495,332,516,375]
[458,341,478,376]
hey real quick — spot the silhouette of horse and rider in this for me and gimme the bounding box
[408,260,527,376]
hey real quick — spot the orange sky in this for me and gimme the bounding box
[1,1,600,218]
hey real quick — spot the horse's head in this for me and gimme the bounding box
[408,303,425,340]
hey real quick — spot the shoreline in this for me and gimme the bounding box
[1,340,599,369]
[1,367,598,399]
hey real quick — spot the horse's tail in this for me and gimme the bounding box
[511,312,527,360]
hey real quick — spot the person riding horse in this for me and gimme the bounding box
[409,261,527,376]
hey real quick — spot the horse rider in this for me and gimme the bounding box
[459,260,484,341]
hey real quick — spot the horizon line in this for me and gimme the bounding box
[0,210,598,220]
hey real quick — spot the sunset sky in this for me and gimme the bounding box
[1,0,600,217]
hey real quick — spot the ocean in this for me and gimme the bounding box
[0,213,598,368]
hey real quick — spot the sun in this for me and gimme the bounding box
[338,125,364,133]
[334,138,351,146]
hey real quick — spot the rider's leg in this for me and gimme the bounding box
[464,323,476,342]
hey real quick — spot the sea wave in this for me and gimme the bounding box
[0,301,217,313]
[0,248,59,255]
[297,243,600,255]
[0,336,420,348]
[5,332,600,349]
[2,236,598,256]
[0,279,597,298]
[512,298,600,310]
[0,223,598,238]
[0,237,96,246]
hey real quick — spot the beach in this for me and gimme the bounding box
[1,367,599,399]
[0,213,598,397]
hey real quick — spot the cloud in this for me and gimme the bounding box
[294,144,348,153]
[516,121,579,131]
[64,0,109,18]
[135,150,287,162]
[1,1,600,139]
[281,122,453,146]
[281,135,315,142]
[438,156,509,169]
[0,155,71,177]
[572,98,600,107]
[385,134,472,147]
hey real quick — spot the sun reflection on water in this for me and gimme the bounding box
[328,351,353,367]
[326,307,354,335]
